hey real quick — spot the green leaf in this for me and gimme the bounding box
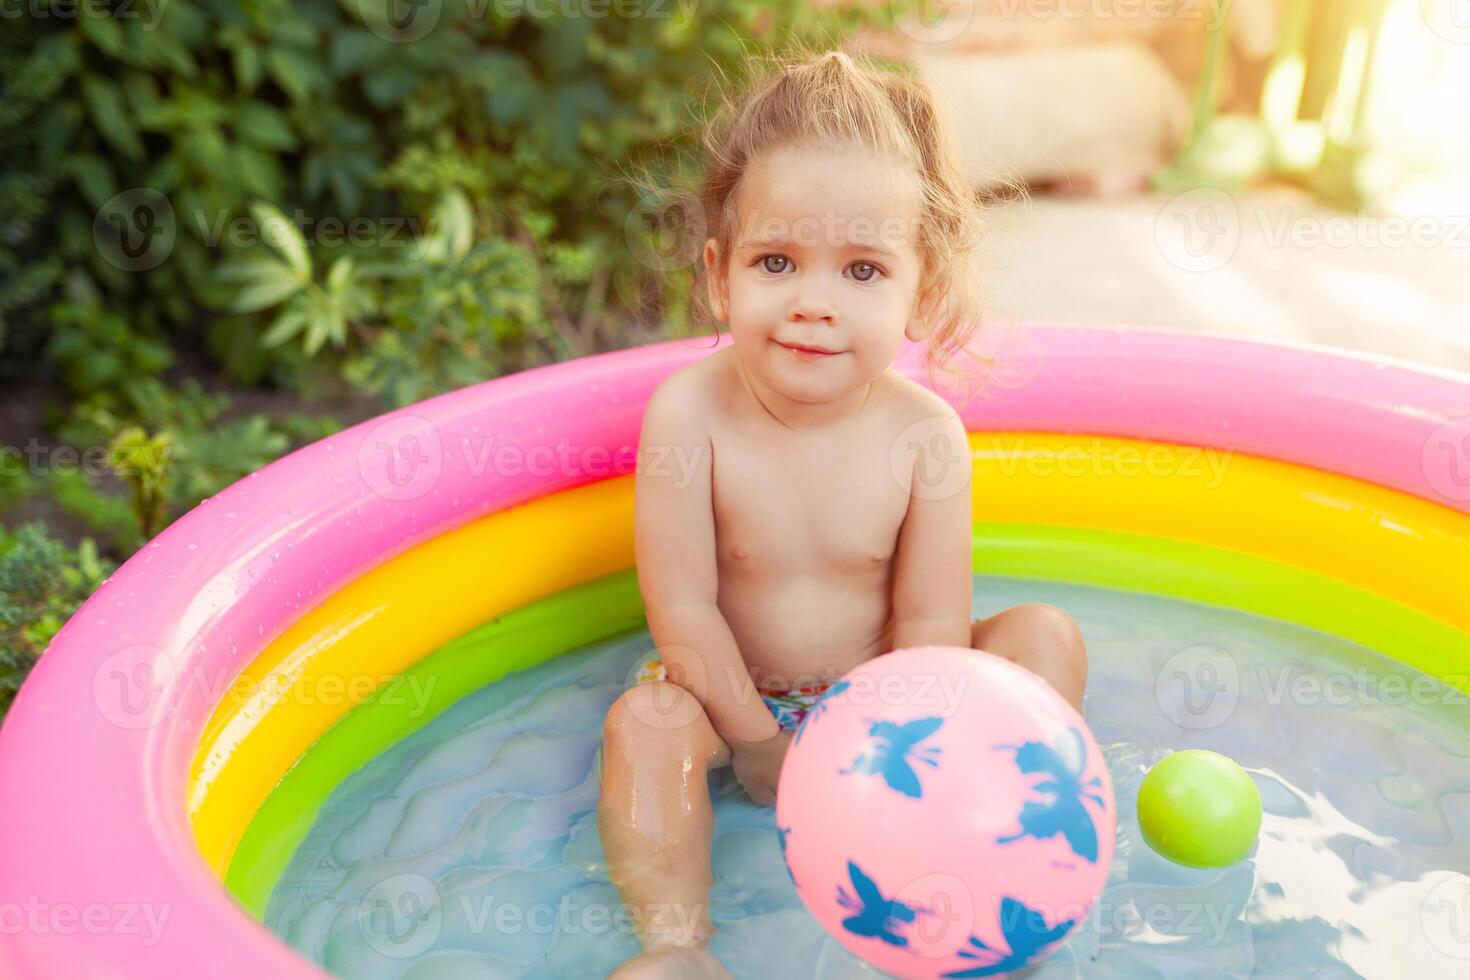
[249,201,311,281]
[326,257,354,294]
[329,29,385,77]
[356,259,413,280]
[134,23,199,78]
[69,155,116,210]
[327,164,362,216]
[229,275,304,313]
[421,189,474,264]
[266,47,324,102]
[303,311,332,356]
[121,69,162,118]
[215,257,293,284]
[232,145,281,200]
[79,10,126,59]
[80,75,145,160]
[535,19,592,80]
[232,43,262,93]
[363,67,417,108]
[260,308,309,347]
[235,103,296,150]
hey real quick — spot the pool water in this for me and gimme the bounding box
[264,577,1470,979]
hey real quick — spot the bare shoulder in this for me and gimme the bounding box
[874,369,964,432]
[643,347,731,431]
[640,345,735,443]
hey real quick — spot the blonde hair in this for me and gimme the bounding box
[692,47,991,390]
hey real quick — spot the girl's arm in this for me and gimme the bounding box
[635,374,782,744]
[890,410,974,651]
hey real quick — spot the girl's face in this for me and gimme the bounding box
[704,143,928,407]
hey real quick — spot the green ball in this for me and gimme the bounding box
[1138,750,1261,868]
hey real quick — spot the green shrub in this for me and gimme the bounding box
[2,0,899,577]
[0,522,115,717]
[3,0,896,395]
[0,451,39,515]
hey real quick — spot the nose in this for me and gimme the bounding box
[788,288,837,325]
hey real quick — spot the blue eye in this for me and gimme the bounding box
[849,262,880,282]
[760,255,790,274]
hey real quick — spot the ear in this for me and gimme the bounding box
[904,313,928,344]
[703,238,729,324]
[905,280,937,344]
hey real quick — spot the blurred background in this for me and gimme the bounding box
[1,0,1467,715]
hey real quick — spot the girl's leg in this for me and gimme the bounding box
[599,680,733,978]
[970,603,1088,713]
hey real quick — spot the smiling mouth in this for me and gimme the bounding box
[776,341,842,356]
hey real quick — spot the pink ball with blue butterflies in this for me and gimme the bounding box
[775,645,1115,979]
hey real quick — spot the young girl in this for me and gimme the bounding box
[598,49,1087,980]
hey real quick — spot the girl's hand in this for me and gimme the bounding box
[726,728,794,805]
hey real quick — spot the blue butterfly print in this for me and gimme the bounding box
[838,716,944,799]
[777,825,797,887]
[835,860,919,947]
[795,679,851,745]
[840,717,940,799]
[940,896,1076,978]
[994,726,1105,862]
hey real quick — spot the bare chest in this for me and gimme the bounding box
[710,426,911,576]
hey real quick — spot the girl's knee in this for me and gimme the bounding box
[1015,604,1088,685]
[1023,602,1084,654]
[978,603,1086,672]
[603,682,726,763]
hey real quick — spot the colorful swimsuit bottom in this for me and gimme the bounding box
[631,655,833,733]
